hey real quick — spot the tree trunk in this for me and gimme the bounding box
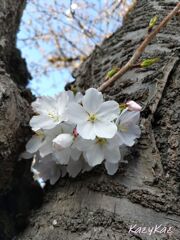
[0,1,41,239]
[2,0,180,239]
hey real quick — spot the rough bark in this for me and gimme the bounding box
[4,0,180,239]
[0,1,43,239]
[0,0,29,190]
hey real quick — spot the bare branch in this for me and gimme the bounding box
[98,3,180,92]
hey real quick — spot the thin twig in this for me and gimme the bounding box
[98,3,180,92]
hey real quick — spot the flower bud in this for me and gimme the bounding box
[106,67,119,78]
[148,15,158,32]
[126,101,142,111]
[140,58,159,68]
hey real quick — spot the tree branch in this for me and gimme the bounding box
[98,3,180,92]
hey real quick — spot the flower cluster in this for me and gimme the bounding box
[23,88,141,187]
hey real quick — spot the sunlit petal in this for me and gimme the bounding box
[96,101,119,121]
[82,88,103,113]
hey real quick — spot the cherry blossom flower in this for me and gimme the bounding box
[76,134,121,167]
[24,87,142,185]
[26,125,62,157]
[116,109,141,146]
[67,88,119,140]
[30,92,69,131]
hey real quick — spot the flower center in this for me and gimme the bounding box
[119,103,127,111]
[36,130,45,138]
[96,137,107,145]
[118,124,128,132]
[70,85,78,95]
[48,112,60,122]
[88,114,97,123]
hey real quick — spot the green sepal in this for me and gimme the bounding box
[119,103,127,111]
[70,85,78,95]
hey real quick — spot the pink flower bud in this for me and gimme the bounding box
[126,101,142,111]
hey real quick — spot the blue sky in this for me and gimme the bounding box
[17,0,132,96]
[17,5,73,96]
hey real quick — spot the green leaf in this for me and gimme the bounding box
[149,16,158,29]
[106,67,119,78]
[140,58,160,68]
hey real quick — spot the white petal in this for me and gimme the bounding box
[117,127,139,147]
[53,149,71,164]
[26,135,43,153]
[85,145,104,166]
[94,120,117,139]
[104,147,121,163]
[66,90,74,102]
[49,166,61,185]
[67,102,88,124]
[77,122,96,140]
[56,91,69,115]
[96,101,119,121]
[116,133,124,146]
[39,142,53,157]
[61,122,75,134]
[70,147,81,161]
[44,124,62,137]
[75,92,83,103]
[53,133,73,150]
[67,159,82,177]
[82,88,103,113]
[67,91,83,103]
[104,161,119,175]
[19,151,33,160]
[119,111,140,125]
[107,134,121,148]
[30,115,57,131]
[129,125,141,138]
[60,165,67,177]
[36,178,46,188]
[74,137,94,151]
[31,96,56,115]
[81,159,92,173]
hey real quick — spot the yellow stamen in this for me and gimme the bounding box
[96,137,107,145]
[36,130,45,138]
[119,103,127,111]
[88,114,97,123]
[118,124,128,132]
[48,112,60,122]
